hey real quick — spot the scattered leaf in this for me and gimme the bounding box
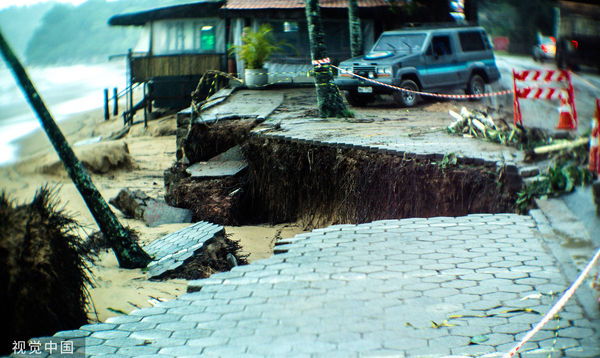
[470,335,489,345]
[106,307,127,315]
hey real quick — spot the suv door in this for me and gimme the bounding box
[421,35,460,89]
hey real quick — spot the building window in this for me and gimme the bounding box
[201,25,216,50]
[194,24,216,50]
[166,22,185,51]
[284,21,298,33]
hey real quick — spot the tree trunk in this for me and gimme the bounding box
[464,0,478,24]
[305,0,349,118]
[348,0,363,58]
[0,31,152,269]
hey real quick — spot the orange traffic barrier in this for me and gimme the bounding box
[589,99,600,174]
[556,93,576,130]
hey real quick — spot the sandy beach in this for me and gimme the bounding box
[0,107,304,322]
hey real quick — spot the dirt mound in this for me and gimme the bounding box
[0,187,89,354]
[157,233,249,281]
[128,116,177,138]
[170,176,245,225]
[35,140,136,176]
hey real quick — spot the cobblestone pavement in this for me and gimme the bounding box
[16,214,600,357]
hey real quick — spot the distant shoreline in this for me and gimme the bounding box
[0,61,127,165]
[14,107,106,162]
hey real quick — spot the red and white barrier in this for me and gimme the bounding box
[515,87,562,101]
[513,69,569,83]
[513,69,577,129]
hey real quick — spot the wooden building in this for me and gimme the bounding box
[108,0,407,109]
[109,1,227,110]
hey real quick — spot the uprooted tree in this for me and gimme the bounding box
[0,31,151,269]
[305,0,349,117]
[1,188,90,354]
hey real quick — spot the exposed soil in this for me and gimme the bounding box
[168,89,520,230]
[183,118,260,163]
[170,175,245,225]
[156,233,248,281]
[242,137,517,229]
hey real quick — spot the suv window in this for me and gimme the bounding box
[431,36,452,56]
[459,31,485,52]
[373,33,427,53]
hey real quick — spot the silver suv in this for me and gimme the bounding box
[334,26,501,107]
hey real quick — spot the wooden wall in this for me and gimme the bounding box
[131,54,224,82]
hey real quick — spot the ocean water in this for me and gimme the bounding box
[0,60,127,165]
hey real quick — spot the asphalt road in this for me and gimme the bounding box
[495,55,600,136]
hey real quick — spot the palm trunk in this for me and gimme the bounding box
[305,0,349,118]
[0,31,151,269]
[464,0,478,24]
[348,0,363,58]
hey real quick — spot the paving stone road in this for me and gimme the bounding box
[15,214,600,357]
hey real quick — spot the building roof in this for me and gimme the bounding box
[109,1,224,26]
[222,0,389,10]
[109,0,392,26]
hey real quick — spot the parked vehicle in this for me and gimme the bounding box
[334,26,501,107]
[532,34,556,62]
[555,0,600,72]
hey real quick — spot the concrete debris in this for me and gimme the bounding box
[186,145,248,178]
[535,197,592,247]
[109,188,192,227]
[519,166,541,178]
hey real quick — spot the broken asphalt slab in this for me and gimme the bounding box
[143,221,224,278]
[186,145,248,179]
[535,197,592,247]
[195,89,284,123]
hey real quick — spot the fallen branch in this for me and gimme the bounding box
[533,137,588,155]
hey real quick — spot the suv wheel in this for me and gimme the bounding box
[346,91,375,107]
[393,79,419,107]
[466,74,485,98]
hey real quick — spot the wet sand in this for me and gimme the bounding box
[0,108,305,322]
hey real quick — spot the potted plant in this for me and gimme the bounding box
[231,24,288,88]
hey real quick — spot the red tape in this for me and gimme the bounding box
[503,245,600,357]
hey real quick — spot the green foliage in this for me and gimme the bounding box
[516,149,594,213]
[440,152,458,173]
[230,24,291,69]
[21,0,195,65]
[0,2,53,61]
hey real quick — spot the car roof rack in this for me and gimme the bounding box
[401,22,478,30]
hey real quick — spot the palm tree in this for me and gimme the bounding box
[348,0,363,58]
[305,0,349,117]
[0,31,151,269]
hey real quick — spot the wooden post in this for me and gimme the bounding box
[113,87,118,116]
[143,82,148,128]
[104,88,110,121]
[0,30,152,269]
[127,49,134,125]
